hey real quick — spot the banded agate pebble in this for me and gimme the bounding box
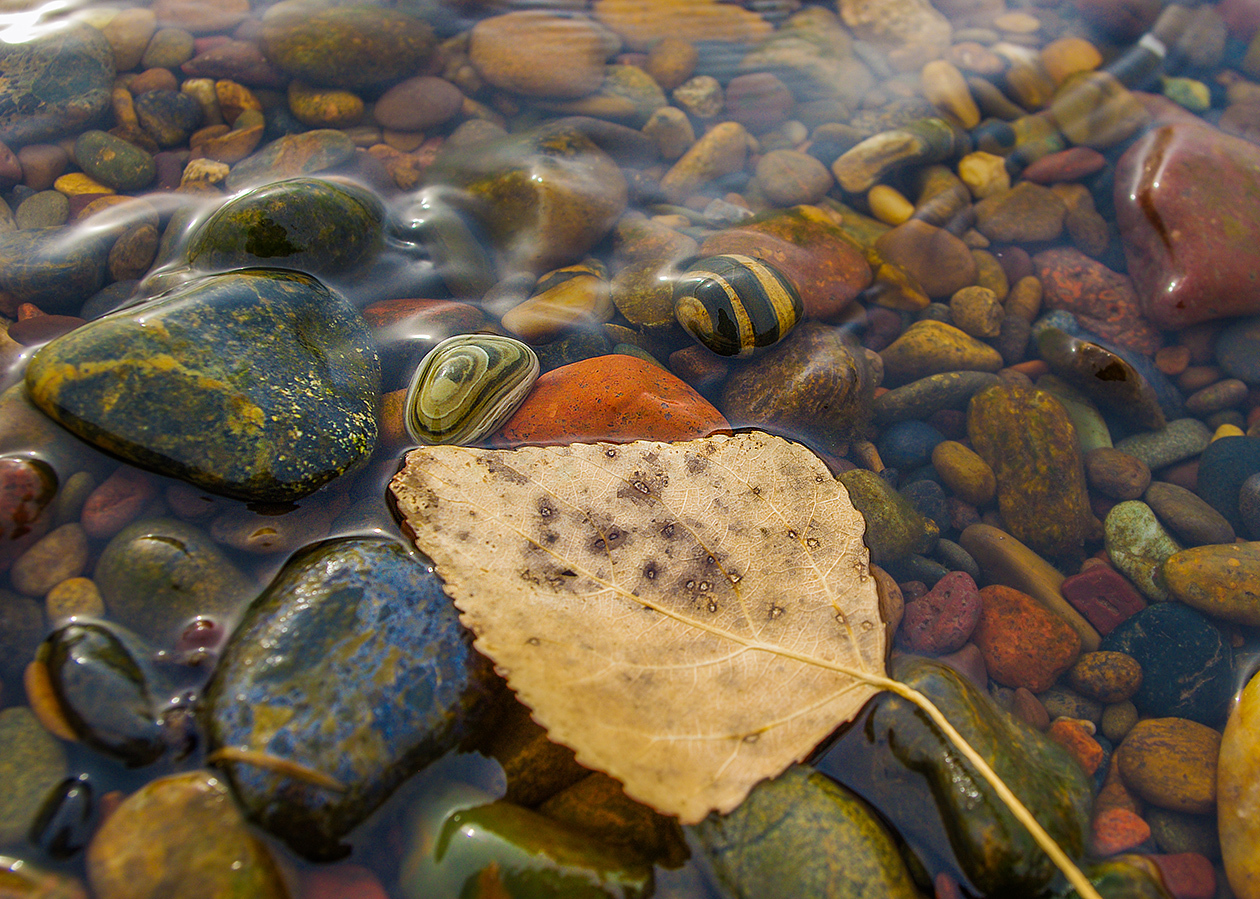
[673,254,803,357]
[404,335,539,445]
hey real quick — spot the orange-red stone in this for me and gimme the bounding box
[498,354,731,445]
[1047,718,1105,775]
[1090,807,1151,856]
[971,584,1082,692]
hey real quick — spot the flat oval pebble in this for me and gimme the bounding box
[1085,448,1151,501]
[1117,718,1221,815]
[932,440,996,507]
[1115,418,1213,473]
[500,353,728,445]
[404,335,539,446]
[1163,542,1260,626]
[1144,481,1236,546]
[873,371,1002,424]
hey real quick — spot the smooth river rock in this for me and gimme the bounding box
[204,538,500,860]
[1220,668,1260,898]
[25,269,380,503]
[0,25,114,147]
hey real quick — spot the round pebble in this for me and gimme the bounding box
[754,150,831,207]
[45,576,105,621]
[1067,651,1143,703]
[1085,448,1151,501]
[1117,717,1220,815]
[9,523,89,597]
[931,440,996,507]
[948,286,1002,338]
[373,76,463,132]
[1100,700,1140,742]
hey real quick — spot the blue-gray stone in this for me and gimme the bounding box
[204,537,500,860]
[1195,435,1260,531]
[1100,602,1234,726]
[0,25,114,147]
[878,420,943,472]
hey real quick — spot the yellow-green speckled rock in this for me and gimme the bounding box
[1163,542,1260,626]
[692,765,925,899]
[968,383,1091,561]
[837,467,938,563]
[880,320,1004,385]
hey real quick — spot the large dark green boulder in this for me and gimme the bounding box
[820,655,1093,897]
[187,177,384,277]
[203,538,501,860]
[692,765,926,899]
[24,269,379,503]
[0,24,114,147]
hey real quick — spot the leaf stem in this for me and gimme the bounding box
[866,673,1104,899]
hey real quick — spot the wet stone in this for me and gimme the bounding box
[1068,651,1143,704]
[1194,435,1260,531]
[837,469,938,564]
[224,129,356,192]
[1060,563,1147,636]
[9,522,88,597]
[0,706,68,845]
[25,269,380,504]
[1114,418,1212,473]
[1033,247,1161,356]
[873,371,1002,424]
[73,130,155,192]
[374,76,464,132]
[259,5,435,90]
[1036,327,1167,430]
[186,177,384,278]
[1215,315,1260,384]
[1100,602,1234,725]
[972,583,1082,693]
[1163,542,1260,627]
[0,25,114,148]
[0,455,56,572]
[0,228,110,313]
[821,656,1091,897]
[692,766,922,899]
[880,320,1003,385]
[1104,500,1182,602]
[469,12,612,100]
[204,538,500,860]
[86,769,288,899]
[968,382,1091,561]
[1117,718,1221,815]
[1085,448,1151,501]
[92,517,250,643]
[39,621,167,767]
[1144,481,1236,547]
[719,322,875,455]
[899,570,981,655]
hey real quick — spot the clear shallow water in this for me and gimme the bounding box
[2,0,1260,895]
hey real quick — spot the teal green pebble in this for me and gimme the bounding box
[674,254,804,357]
[405,335,539,445]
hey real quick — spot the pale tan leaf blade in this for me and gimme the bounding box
[390,431,886,824]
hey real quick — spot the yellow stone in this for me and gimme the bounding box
[879,319,1003,383]
[1163,543,1260,626]
[1040,36,1102,85]
[1221,668,1260,898]
[46,577,105,621]
[867,184,913,226]
[659,120,749,203]
[501,270,614,342]
[1213,423,1246,441]
[288,81,364,128]
[54,173,115,196]
[994,11,1041,33]
[958,151,1010,200]
[921,60,979,129]
[593,0,772,52]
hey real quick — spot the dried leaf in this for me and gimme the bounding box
[390,432,1106,899]
[391,431,885,824]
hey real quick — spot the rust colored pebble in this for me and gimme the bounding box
[1117,718,1221,815]
[1090,806,1151,856]
[1067,650,1143,703]
[1032,246,1162,356]
[499,354,731,445]
[1059,563,1146,635]
[378,388,409,447]
[971,583,1083,692]
[1177,365,1221,393]
[1004,359,1050,378]
[81,466,158,540]
[1148,853,1216,899]
[1021,146,1108,184]
[1096,756,1143,815]
[1047,718,1105,774]
[934,873,965,899]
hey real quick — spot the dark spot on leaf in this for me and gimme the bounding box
[539,499,555,518]
[605,448,618,458]
[457,531,470,542]
[706,600,718,613]
[743,733,759,743]
[685,453,708,473]
[787,529,798,539]
[768,604,784,619]
[806,538,820,549]
[643,561,658,580]
[661,522,676,538]
[526,637,540,645]
[751,486,761,495]
[542,531,559,545]
[479,453,529,484]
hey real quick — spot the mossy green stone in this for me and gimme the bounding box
[74,130,155,192]
[837,468,938,563]
[0,24,114,147]
[187,178,384,277]
[692,766,925,899]
[260,6,435,90]
[25,269,380,503]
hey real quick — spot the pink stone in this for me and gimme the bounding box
[1060,563,1146,635]
[81,467,159,540]
[0,457,56,573]
[1021,147,1107,184]
[1116,120,1260,328]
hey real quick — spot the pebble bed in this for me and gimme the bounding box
[1,0,1260,896]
